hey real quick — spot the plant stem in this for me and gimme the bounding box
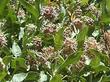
[89,73,93,82]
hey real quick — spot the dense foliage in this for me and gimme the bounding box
[0,0,110,82]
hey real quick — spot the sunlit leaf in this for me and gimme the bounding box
[77,27,88,49]
[57,50,83,72]
[11,58,27,70]
[0,0,9,17]
[11,41,22,57]
[54,28,64,50]
[38,71,47,82]
[0,70,7,81]
[10,73,28,82]
[50,74,63,82]
[3,56,12,65]
[81,0,89,5]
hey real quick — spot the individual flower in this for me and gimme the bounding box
[72,18,83,29]
[84,37,98,58]
[33,36,42,50]
[63,27,73,38]
[17,8,26,23]
[63,38,77,55]
[26,55,40,71]
[26,23,37,34]
[84,37,97,50]
[87,3,102,21]
[87,3,96,11]
[74,6,82,18]
[41,6,59,19]
[42,23,56,35]
[82,16,94,26]
[42,46,55,61]
[103,30,110,53]
[0,32,7,47]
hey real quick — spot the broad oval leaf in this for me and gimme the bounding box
[38,71,47,82]
[11,41,22,57]
[11,73,28,82]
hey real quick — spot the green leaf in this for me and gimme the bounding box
[94,65,109,73]
[11,58,27,70]
[89,49,110,72]
[54,28,64,50]
[100,75,110,82]
[0,70,7,81]
[50,74,63,82]
[24,71,39,81]
[57,50,83,72]
[90,55,100,68]
[89,49,110,65]
[101,0,110,23]
[77,27,88,49]
[106,0,110,13]
[80,77,86,82]
[81,0,89,5]
[3,56,12,65]
[18,0,41,29]
[6,8,17,23]
[0,0,9,17]
[58,4,66,22]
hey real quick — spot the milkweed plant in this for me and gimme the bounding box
[0,0,110,82]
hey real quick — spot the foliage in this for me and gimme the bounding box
[0,0,110,82]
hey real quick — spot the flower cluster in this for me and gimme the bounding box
[0,32,7,47]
